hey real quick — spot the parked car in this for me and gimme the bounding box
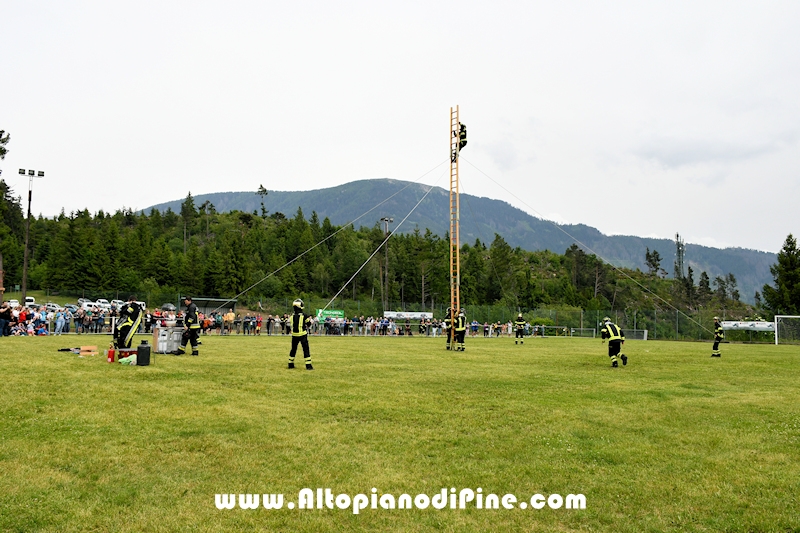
[110,299,125,309]
[8,299,20,308]
[161,303,176,312]
[64,304,78,313]
[95,299,111,310]
[44,302,61,313]
[25,296,36,308]
[81,301,98,312]
[77,298,92,306]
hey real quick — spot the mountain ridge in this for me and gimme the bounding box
[143,178,776,304]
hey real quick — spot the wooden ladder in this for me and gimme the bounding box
[449,106,461,349]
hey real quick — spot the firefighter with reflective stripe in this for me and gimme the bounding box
[444,308,453,350]
[514,313,526,344]
[173,296,201,355]
[712,316,723,357]
[455,308,467,351]
[451,123,468,162]
[288,299,313,370]
[600,317,627,367]
[116,296,142,349]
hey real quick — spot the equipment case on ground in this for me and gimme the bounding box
[152,327,183,354]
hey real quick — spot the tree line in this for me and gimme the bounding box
[0,182,797,317]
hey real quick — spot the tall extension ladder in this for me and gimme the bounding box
[449,106,461,349]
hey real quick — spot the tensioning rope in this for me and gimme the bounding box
[460,157,713,334]
[320,169,448,312]
[208,160,450,315]
[459,180,520,311]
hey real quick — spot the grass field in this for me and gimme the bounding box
[1,334,799,532]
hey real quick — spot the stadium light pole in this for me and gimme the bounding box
[18,168,44,304]
[380,216,393,312]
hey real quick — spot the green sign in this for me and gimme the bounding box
[316,309,345,319]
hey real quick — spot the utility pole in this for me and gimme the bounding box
[421,263,426,311]
[380,216,393,313]
[0,251,5,302]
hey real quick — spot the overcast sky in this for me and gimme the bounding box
[2,0,798,253]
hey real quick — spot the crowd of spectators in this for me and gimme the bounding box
[0,300,128,336]
[1,299,538,339]
[308,316,539,337]
[289,316,525,337]
[0,302,51,336]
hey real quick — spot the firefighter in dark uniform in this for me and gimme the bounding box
[712,316,724,357]
[600,317,627,367]
[173,296,200,355]
[116,296,143,349]
[444,308,453,350]
[451,123,467,162]
[288,299,313,370]
[514,313,526,344]
[455,308,467,351]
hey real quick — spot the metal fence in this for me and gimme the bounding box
[240,299,769,343]
[19,291,773,343]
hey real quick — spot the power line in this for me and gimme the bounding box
[209,160,450,314]
[459,181,519,309]
[322,169,447,312]
[461,157,712,334]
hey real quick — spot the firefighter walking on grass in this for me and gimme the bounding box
[288,299,314,370]
[712,316,724,357]
[601,317,627,367]
[173,296,200,356]
[514,313,526,345]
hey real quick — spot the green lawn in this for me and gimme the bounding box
[1,334,798,532]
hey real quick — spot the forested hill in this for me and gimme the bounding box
[144,178,775,303]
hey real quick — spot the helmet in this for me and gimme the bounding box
[459,308,466,315]
[603,317,611,323]
[518,313,523,318]
[292,299,304,311]
[714,316,720,321]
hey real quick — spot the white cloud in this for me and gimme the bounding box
[1,0,798,253]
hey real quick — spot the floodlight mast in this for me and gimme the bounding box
[449,106,461,350]
[18,168,44,303]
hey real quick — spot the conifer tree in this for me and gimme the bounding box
[697,271,712,305]
[763,234,800,314]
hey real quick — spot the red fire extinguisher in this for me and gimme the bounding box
[107,343,115,363]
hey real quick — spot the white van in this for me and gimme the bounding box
[25,296,36,308]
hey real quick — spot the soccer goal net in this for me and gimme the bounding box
[625,329,649,341]
[537,327,597,337]
[774,316,800,345]
[569,328,596,338]
[539,326,572,337]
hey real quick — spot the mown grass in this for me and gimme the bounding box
[1,334,799,532]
